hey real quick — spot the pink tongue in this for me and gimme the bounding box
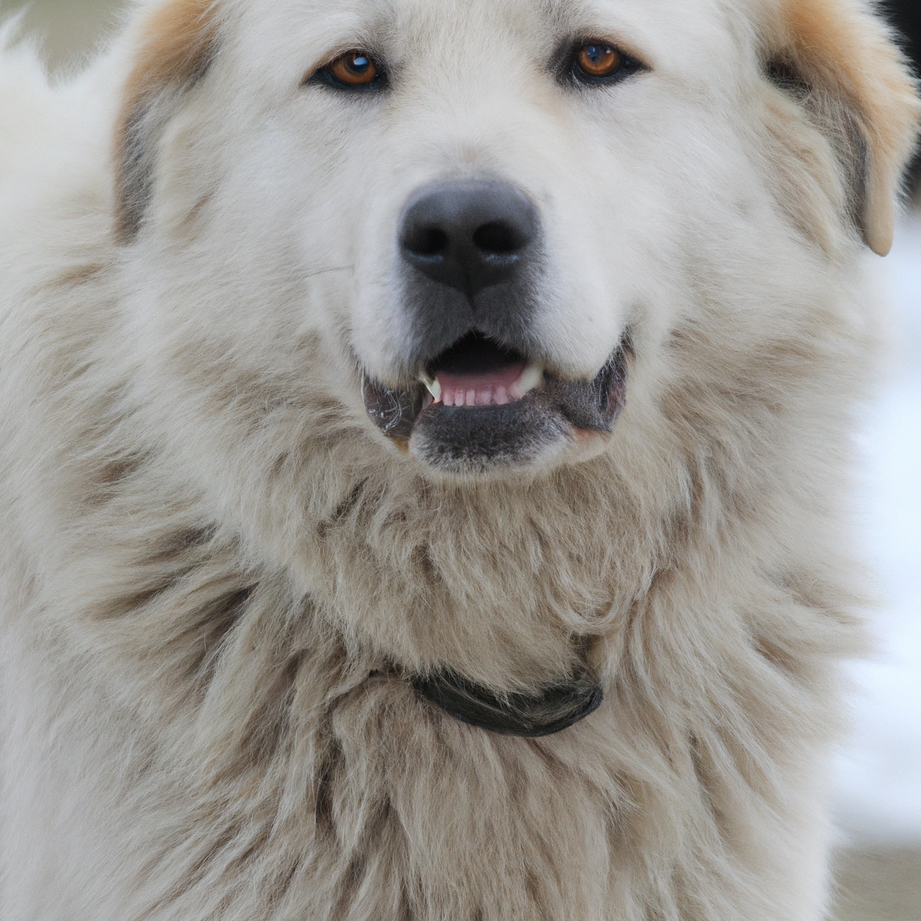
[436,361,526,392]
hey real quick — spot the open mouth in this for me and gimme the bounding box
[362,333,627,472]
[419,335,543,409]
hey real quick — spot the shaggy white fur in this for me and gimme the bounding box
[0,0,918,918]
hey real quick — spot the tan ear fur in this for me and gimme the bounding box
[115,0,219,241]
[766,0,920,255]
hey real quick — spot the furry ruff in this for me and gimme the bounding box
[0,0,918,919]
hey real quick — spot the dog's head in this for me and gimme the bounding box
[113,0,919,480]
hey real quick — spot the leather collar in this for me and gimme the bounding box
[410,666,602,738]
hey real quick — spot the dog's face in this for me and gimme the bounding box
[290,0,674,473]
[116,0,919,478]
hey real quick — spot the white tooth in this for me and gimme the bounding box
[421,374,442,402]
[510,363,544,399]
[466,389,476,407]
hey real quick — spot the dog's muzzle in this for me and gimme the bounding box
[361,180,628,473]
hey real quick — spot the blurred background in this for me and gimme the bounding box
[2,1,919,918]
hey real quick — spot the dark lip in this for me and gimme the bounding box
[360,338,628,466]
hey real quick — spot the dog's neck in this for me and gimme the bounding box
[408,666,603,737]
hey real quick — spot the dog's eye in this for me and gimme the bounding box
[318,50,385,89]
[569,41,642,84]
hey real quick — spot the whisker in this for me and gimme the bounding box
[304,265,355,279]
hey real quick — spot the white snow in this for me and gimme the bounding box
[833,213,921,845]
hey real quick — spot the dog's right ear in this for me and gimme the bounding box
[114,0,220,241]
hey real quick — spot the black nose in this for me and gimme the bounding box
[399,180,539,296]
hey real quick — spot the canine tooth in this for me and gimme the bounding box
[510,364,544,399]
[421,375,442,402]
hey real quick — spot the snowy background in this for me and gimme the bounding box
[833,214,921,847]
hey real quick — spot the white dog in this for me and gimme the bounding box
[0,0,918,918]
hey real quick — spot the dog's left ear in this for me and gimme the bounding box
[764,0,920,255]
[114,0,220,241]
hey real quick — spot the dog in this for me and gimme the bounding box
[0,0,918,918]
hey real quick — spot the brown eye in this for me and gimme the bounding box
[323,50,383,88]
[574,43,624,79]
[567,40,647,87]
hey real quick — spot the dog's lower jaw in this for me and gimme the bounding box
[362,346,627,474]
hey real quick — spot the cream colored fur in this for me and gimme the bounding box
[0,0,918,918]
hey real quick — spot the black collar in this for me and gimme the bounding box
[410,666,603,738]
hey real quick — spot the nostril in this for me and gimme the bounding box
[472,221,525,256]
[404,226,450,258]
